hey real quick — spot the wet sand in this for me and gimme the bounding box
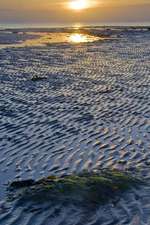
[0,27,150,224]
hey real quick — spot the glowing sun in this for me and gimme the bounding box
[69,0,89,11]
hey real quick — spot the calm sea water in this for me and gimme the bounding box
[0,22,150,29]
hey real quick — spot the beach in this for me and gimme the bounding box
[0,27,150,224]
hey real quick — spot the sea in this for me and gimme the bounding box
[0,22,150,29]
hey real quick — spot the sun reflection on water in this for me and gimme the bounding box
[69,33,99,43]
[21,32,99,46]
[69,33,87,43]
[0,32,102,49]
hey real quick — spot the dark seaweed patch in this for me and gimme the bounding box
[9,170,142,206]
[31,76,47,81]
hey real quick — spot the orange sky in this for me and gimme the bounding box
[0,0,149,24]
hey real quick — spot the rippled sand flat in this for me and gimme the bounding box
[0,27,150,224]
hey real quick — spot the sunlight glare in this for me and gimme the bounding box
[69,33,87,43]
[69,0,89,11]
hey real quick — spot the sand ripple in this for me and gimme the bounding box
[0,28,150,224]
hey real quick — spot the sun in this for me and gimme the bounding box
[69,0,89,11]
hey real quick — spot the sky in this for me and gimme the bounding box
[0,0,150,25]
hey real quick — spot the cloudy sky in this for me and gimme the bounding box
[0,0,150,24]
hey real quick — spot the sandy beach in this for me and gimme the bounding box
[0,27,150,224]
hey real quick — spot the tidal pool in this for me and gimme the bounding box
[22,32,101,46]
[0,31,102,49]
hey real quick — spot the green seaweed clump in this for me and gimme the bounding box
[9,170,141,205]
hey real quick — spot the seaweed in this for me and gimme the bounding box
[31,75,47,81]
[9,170,142,206]
[10,179,35,188]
